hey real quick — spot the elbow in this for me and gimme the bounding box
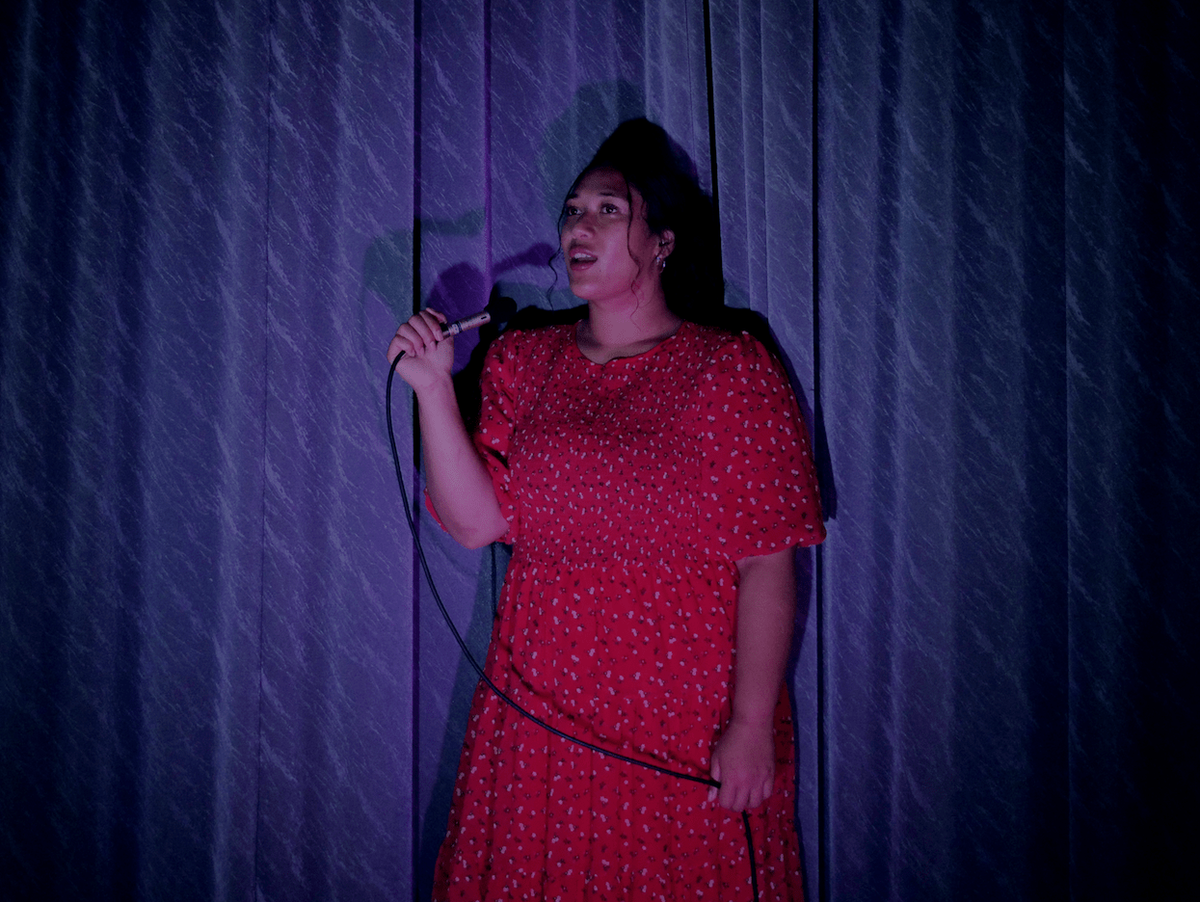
[449,514,509,549]
[458,530,503,550]
[425,493,509,549]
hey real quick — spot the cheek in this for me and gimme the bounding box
[630,225,657,260]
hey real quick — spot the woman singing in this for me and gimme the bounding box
[388,118,825,901]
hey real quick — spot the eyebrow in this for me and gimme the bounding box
[566,189,625,200]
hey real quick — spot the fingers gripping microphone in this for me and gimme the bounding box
[392,298,518,365]
[386,294,517,452]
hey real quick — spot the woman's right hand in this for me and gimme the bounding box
[387,309,454,392]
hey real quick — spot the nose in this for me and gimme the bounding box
[564,210,596,238]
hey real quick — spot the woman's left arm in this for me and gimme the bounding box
[708,546,797,811]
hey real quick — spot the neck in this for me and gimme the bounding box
[578,294,682,363]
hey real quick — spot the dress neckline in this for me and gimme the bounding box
[571,319,689,366]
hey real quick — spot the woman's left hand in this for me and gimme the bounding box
[708,717,776,811]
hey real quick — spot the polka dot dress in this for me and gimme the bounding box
[431,321,825,901]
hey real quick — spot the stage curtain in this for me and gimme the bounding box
[1,0,1195,899]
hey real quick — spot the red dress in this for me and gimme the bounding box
[432,321,825,901]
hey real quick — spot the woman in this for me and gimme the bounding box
[388,119,825,901]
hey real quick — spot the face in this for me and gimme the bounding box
[560,167,671,306]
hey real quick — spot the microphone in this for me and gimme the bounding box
[439,296,518,338]
[440,310,492,337]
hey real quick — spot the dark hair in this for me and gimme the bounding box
[564,118,725,324]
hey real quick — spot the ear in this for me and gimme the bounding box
[657,229,676,260]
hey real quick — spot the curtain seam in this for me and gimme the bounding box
[252,0,276,894]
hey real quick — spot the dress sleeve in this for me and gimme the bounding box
[693,332,825,560]
[470,333,522,544]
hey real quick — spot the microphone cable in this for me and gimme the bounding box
[386,336,761,902]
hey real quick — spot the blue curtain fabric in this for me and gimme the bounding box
[2,1,1196,900]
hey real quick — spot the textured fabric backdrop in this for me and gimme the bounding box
[2,1,1197,900]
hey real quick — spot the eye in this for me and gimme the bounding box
[601,203,620,214]
[563,204,581,218]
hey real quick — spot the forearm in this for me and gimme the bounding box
[707,547,796,809]
[730,548,797,726]
[416,377,509,548]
